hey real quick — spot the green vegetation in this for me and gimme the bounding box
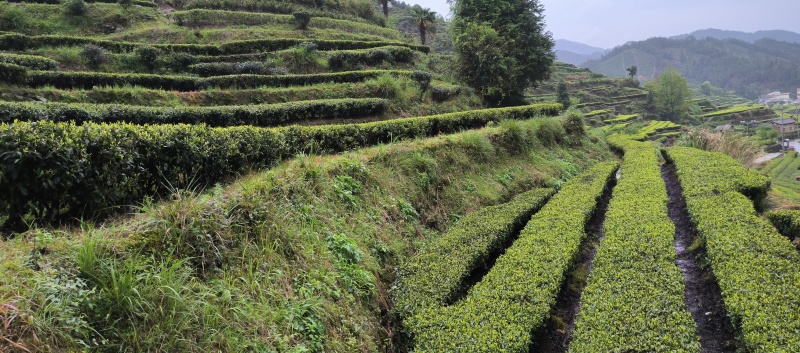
[393,188,554,316]
[570,136,699,352]
[760,152,800,206]
[23,69,415,91]
[0,118,614,351]
[766,210,800,242]
[409,5,436,46]
[701,105,762,118]
[3,0,799,350]
[451,0,554,105]
[0,104,561,228]
[604,114,638,123]
[0,33,430,54]
[0,98,389,126]
[665,147,799,351]
[409,161,619,352]
[644,68,693,123]
[586,37,800,99]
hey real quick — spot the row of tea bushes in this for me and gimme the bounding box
[0,53,59,70]
[0,98,388,127]
[569,136,700,352]
[409,161,619,353]
[0,33,429,54]
[22,69,413,90]
[0,103,562,227]
[171,9,402,40]
[392,188,554,318]
[664,147,800,352]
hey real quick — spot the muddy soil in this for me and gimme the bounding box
[661,163,740,353]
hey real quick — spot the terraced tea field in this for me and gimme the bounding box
[396,134,800,352]
[1,0,799,351]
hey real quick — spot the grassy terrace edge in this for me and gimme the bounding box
[0,103,561,229]
[569,136,699,351]
[409,161,619,353]
[664,147,800,352]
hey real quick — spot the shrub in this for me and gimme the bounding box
[118,0,132,7]
[430,83,461,102]
[80,44,110,67]
[135,46,161,69]
[570,137,701,352]
[393,188,554,317]
[25,69,414,91]
[236,61,268,74]
[0,98,389,127]
[161,52,197,70]
[283,42,322,73]
[0,62,27,84]
[292,11,312,30]
[767,210,800,241]
[0,104,561,227]
[665,147,800,351]
[412,71,432,92]
[0,53,58,71]
[561,111,585,144]
[62,0,87,16]
[410,161,619,353]
[535,118,565,146]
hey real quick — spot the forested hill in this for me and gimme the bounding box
[584,36,800,99]
[671,29,800,44]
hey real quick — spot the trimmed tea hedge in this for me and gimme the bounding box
[24,69,413,90]
[663,147,769,202]
[665,147,800,352]
[180,0,384,26]
[171,9,402,40]
[430,82,462,102]
[0,99,388,127]
[188,61,274,77]
[569,136,700,352]
[766,210,800,241]
[410,161,619,353]
[327,46,414,69]
[0,53,58,70]
[0,81,395,106]
[0,104,562,226]
[0,33,429,54]
[392,188,554,318]
[0,63,27,83]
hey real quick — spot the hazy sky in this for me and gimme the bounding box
[397,0,800,49]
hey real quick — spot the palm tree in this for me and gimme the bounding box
[410,6,436,46]
[378,0,389,18]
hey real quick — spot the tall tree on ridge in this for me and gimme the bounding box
[410,5,436,45]
[451,0,555,105]
[378,0,389,18]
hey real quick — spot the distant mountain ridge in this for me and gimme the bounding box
[584,35,800,99]
[554,39,605,66]
[671,29,800,44]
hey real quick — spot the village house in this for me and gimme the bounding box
[770,119,798,136]
[714,124,733,132]
[760,91,792,104]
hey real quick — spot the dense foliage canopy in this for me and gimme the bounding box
[451,0,554,105]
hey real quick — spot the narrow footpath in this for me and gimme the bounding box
[661,163,739,353]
